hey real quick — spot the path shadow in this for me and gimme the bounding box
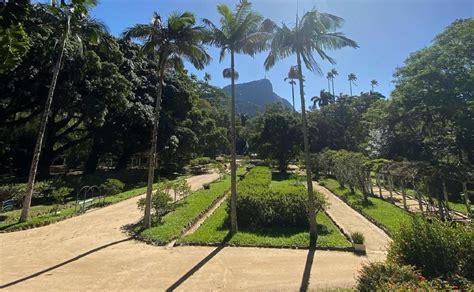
[0,237,132,289]
[299,247,316,292]
[166,232,233,292]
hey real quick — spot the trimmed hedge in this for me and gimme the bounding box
[235,166,322,228]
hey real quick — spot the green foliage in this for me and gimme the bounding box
[189,157,212,167]
[236,167,327,228]
[0,24,29,74]
[350,231,365,244]
[137,190,173,224]
[181,200,350,249]
[388,216,474,280]
[243,104,301,172]
[356,262,421,291]
[51,187,73,213]
[137,177,231,245]
[100,179,125,196]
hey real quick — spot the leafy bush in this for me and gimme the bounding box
[356,262,473,291]
[236,167,326,228]
[189,157,212,167]
[51,187,73,213]
[351,232,365,244]
[137,190,173,224]
[388,216,474,280]
[0,180,58,204]
[356,262,421,291]
[100,179,125,196]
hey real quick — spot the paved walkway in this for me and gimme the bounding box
[1,173,385,291]
[313,182,391,254]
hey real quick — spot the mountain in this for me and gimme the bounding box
[222,79,292,116]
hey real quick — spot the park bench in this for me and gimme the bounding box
[77,197,95,211]
[1,199,15,213]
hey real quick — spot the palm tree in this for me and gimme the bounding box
[330,68,338,97]
[326,71,333,94]
[123,11,210,229]
[203,72,212,83]
[202,0,274,234]
[311,90,333,108]
[348,73,357,96]
[265,10,358,244]
[284,65,299,111]
[20,0,101,222]
[370,79,378,92]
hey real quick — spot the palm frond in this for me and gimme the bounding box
[223,67,239,80]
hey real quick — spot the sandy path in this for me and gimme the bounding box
[1,173,384,291]
[314,182,391,254]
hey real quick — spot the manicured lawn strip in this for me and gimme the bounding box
[320,177,411,235]
[179,202,351,249]
[0,180,173,232]
[135,176,231,245]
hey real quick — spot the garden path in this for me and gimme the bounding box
[1,172,385,291]
[313,182,391,254]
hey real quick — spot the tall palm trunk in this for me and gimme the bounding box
[296,51,317,245]
[331,78,335,99]
[229,49,238,234]
[143,65,165,229]
[349,81,353,96]
[291,81,295,112]
[20,16,70,223]
[327,78,331,94]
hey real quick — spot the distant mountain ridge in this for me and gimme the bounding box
[222,79,292,116]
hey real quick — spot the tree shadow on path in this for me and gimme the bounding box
[299,247,316,292]
[166,232,233,292]
[0,237,133,289]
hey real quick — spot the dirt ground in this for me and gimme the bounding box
[1,173,386,291]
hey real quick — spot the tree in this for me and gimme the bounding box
[284,65,299,112]
[123,11,210,229]
[311,90,333,108]
[348,73,357,96]
[370,79,378,92]
[265,9,358,244]
[248,104,301,172]
[326,71,333,94]
[330,68,338,98]
[19,0,100,223]
[203,0,274,233]
[203,72,211,83]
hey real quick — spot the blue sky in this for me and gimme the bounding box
[90,0,473,109]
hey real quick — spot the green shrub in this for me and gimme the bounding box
[137,190,173,224]
[351,232,365,244]
[356,262,421,291]
[51,187,73,213]
[189,157,212,167]
[388,216,474,280]
[235,167,327,228]
[101,179,125,196]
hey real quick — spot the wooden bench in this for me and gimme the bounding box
[1,199,15,213]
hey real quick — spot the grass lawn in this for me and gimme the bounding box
[404,189,472,215]
[320,177,411,235]
[179,202,351,249]
[0,180,179,232]
[134,176,231,245]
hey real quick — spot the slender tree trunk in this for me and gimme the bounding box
[424,177,433,212]
[413,178,423,214]
[388,176,394,202]
[327,78,331,94]
[291,81,295,112]
[296,51,317,246]
[349,81,353,96]
[442,178,450,210]
[143,65,165,229]
[229,50,238,234]
[462,182,471,217]
[331,78,335,99]
[367,170,374,196]
[19,16,70,223]
[401,182,408,211]
[376,174,383,198]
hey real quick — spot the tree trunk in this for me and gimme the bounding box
[331,78,335,99]
[297,51,317,246]
[401,182,408,211]
[388,176,394,202]
[349,81,353,96]
[462,182,471,217]
[143,65,165,229]
[376,174,383,198]
[413,178,423,214]
[19,16,70,223]
[327,78,331,95]
[367,170,374,196]
[442,178,450,210]
[229,50,238,234]
[291,82,295,112]
[84,135,102,174]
